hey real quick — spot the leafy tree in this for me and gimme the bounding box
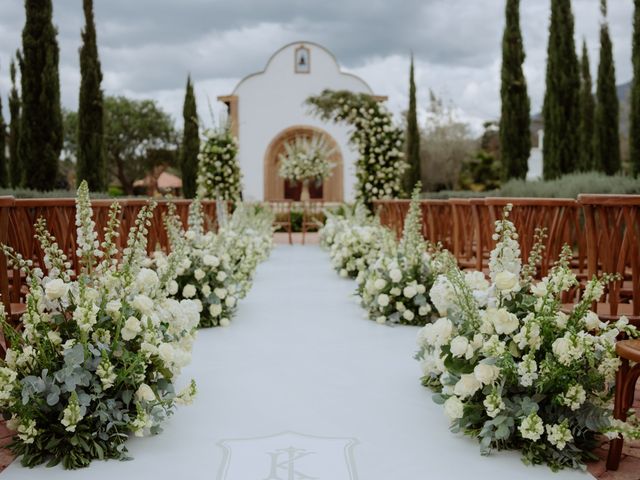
[499,0,530,180]
[630,0,640,176]
[578,40,595,171]
[8,57,21,188]
[196,128,242,201]
[180,76,199,198]
[76,0,105,191]
[19,0,63,191]
[0,64,7,188]
[403,54,421,193]
[103,96,177,195]
[594,0,620,175]
[542,0,580,179]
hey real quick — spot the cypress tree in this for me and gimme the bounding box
[630,0,640,176]
[0,66,6,188]
[403,54,421,193]
[499,0,531,180]
[542,0,580,179]
[180,75,199,198]
[578,40,595,171]
[19,0,63,191]
[8,57,21,188]
[594,0,620,175]
[77,0,105,191]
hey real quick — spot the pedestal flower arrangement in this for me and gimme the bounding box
[278,134,335,201]
[0,182,198,469]
[158,199,239,328]
[196,127,242,201]
[415,205,636,471]
[357,186,445,325]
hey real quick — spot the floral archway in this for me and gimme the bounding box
[263,125,343,201]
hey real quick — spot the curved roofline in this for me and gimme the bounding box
[229,40,375,95]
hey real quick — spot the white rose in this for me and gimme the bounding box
[214,288,227,299]
[444,396,464,420]
[376,316,386,324]
[418,305,431,316]
[531,280,548,297]
[168,280,179,295]
[389,269,402,283]
[121,316,142,341]
[416,284,426,294]
[403,285,417,298]
[194,269,206,281]
[390,287,401,296]
[374,279,387,291]
[216,271,227,282]
[182,284,197,298]
[158,343,174,363]
[377,294,390,307]
[450,336,470,358]
[105,299,122,315]
[135,383,156,402]
[45,278,69,300]
[201,284,211,296]
[488,308,519,335]
[465,271,490,291]
[474,363,500,385]
[220,318,230,327]
[403,310,415,321]
[453,373,481,399]
[132,295,154,315]
[225,296,236,308]
[209,304,222,317]
[203,255,220,267]
[552,337,570,358]
[494,271,518,291]
[135,268,159,289]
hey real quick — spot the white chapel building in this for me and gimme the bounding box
[218,41,386,202]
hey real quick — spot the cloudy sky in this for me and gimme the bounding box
[0,0,634,133]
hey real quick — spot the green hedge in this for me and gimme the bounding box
[424,172,640,199]
[0,188,113,199]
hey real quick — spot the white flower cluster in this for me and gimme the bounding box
[278,134,335,182]
[0,182,200,469]
[196,127,242,201]
[414,205,637,471]
[307,91,408,205]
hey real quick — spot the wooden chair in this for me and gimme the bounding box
[301,200,325,245]
[420,200,453,250]
[470,199,494,272]
[0,196,26,328]
[270,201,293,245]
[449,199,478,269]
[374,200,410,240]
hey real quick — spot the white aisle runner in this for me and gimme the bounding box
[4,246,591,479]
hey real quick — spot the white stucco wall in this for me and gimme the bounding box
[228,42,375,201]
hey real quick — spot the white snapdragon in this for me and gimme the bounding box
[519,413,544,441]
[121,316,142,341]
[546,422,573,450]
[558,384,586,411]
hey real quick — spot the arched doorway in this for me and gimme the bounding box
[264,126,344,201]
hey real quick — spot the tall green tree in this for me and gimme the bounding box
[180,75,199,198]
[542,0,580,179]
[403,54,421,193]
[630,0,640,176]
[76,0,105,191]
[594,0,620,175]
[0,64,7,188]
[8,57,21,188]
[499,0,531,180]
[578,40,595,171]
[19,0,63,190]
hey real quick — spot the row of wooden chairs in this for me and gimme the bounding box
[268,200,326,245]
[0,197,229,322]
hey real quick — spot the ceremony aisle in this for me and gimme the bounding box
[2,246,590,479]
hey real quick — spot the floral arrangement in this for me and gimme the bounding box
[278,134,335,183]
[415,205,636,470]
[357,186,445,325]
[0,182,198,469]
[320,203,396,279]
[215,203,274,298]
[196,127,242,201]
[307,89,407,207]
[154,199,239,328]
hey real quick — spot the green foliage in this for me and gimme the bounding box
[0,65,7,188]
[499,0,530,180]
[196,128,242,201]
[594,5,621,175]
[459,151,502,192]
[180,76,199,198]
[630,0,640,176]
[578,41,595,172]
[404,55,421,193]
[76,0,105,191]
[8,57,21,188]
[103,96,177,195]
[307,89,407,207]
[19,0,63,191]
[0,187,111,199]
[542,0,580,179]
